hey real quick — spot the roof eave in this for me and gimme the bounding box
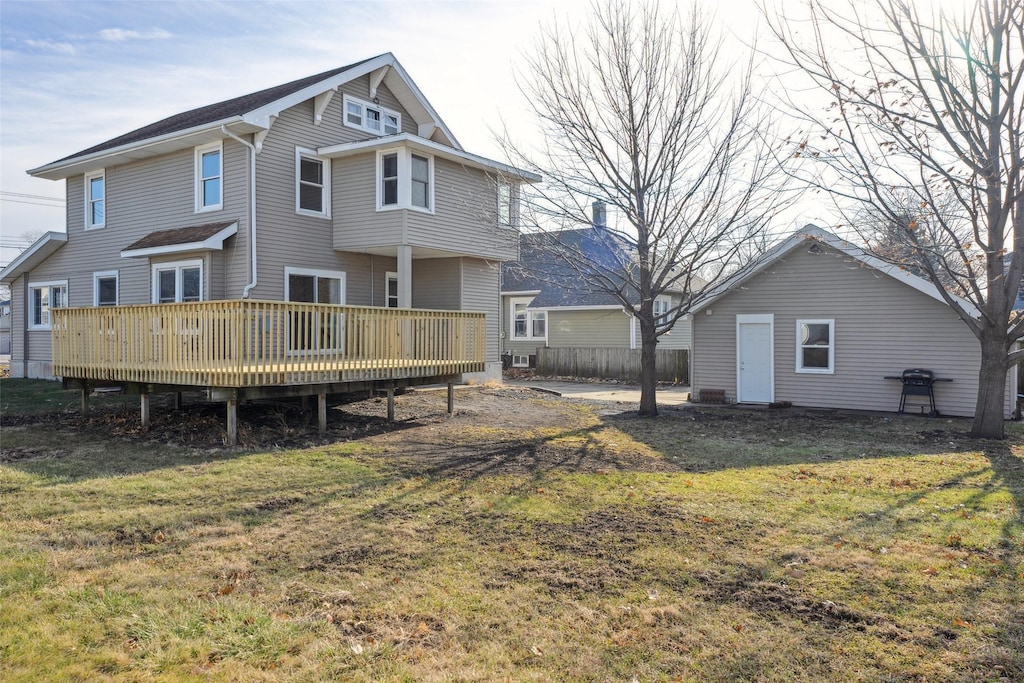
[120,222,238,259]
[0,232,68,284]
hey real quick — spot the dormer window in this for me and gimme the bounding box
[195,142,222,212]
[85,170,105,229]
[343,94,400,136]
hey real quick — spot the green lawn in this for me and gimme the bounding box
[1,378,1021,682]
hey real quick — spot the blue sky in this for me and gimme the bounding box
[1,0,604,267]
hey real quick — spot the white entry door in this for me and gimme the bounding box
[737,314,774,403]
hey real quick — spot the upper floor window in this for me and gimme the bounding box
[195,142,222,212]
[511,296,546,340]
[29,280,68,329]
[153,260,202,303]
[376,149,434,213]
[85,171,105,229]
[343,94,400,136]
[654,296,671,326]
[497,180,513,227]
[296,148,330,217]
[796,318,835,374]
[93,271,118,307]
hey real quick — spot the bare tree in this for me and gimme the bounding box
[767,0,1023,438]
[503,1,787,416]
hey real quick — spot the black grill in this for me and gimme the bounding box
[897,368,937,415]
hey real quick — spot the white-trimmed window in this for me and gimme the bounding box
[385,272,399,308]
[295,148,330,217]
[85,170,105,229]
[512,354,530,368]
[29,280,68,329]
[93,271,118,307]
[497,180,513,227]
[153,260,203,303]
[343,94,401,136]
[376,149,434,213]
[285,267,345,305]
[796,319,835,374]
[653,296,672,327]
[511,296,546,340]
[195,142,222,212]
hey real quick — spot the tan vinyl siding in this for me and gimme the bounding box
[548,309,632,348]
[659,317,693,350]
[461,258,501,363]
[412,258,461,310]
[692,243,1006,417]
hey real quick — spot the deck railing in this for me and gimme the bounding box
[51,300,487,387]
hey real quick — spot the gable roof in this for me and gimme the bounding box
[691,224,979,316]
[28,53,460,180]
[0,232,68,284]
[502,227,636,309]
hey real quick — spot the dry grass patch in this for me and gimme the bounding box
[1,379,1022,681]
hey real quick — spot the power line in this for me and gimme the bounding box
[0,198,67,208]
[0,191,64,203]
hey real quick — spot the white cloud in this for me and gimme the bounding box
[98,28,172,42]
[23,39,76,55]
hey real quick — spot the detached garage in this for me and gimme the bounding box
[689,225,1015,418]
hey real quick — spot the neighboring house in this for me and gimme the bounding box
[500,204,694,372]
[689,224,1016,418]
[1,53,539,385]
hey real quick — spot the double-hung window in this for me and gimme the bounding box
[377,149,434,213]
[653,296,672,327]
[511,297,546,340]
[497,180,513,227]
[296,148,330,217]
[195,142,222,212]
[85,170,105,229]
[153,260,202,303]
[29,281,68,329]
[93,271,118,307]
[796,319,835,374]
[343,95,400,135]
[385,272,399,308]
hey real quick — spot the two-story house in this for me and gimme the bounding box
[2,53,536,378]
[1,53,538,439]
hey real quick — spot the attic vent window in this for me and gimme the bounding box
[343,94,400,136]
[808,243,823,254]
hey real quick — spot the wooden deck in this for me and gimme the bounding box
[52,301,487,444]
[52,300,486,388]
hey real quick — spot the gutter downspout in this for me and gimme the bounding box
[221,125,258,299]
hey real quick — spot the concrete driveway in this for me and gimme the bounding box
[503,379,691,405]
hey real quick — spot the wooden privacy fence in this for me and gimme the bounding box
[535,347,689,384]
[51,300,486,388]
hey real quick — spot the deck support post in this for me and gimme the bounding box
[174,392,183,411]
[317,392,327,433]
[140,393,150,430]
[387,387,395,422]
[447,381,454,415]
[226,400,238,446]
[81,386,90,415]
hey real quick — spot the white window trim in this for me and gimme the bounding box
[194,141,223,213]
[342,94,401,136]
[497,179,513,227]
[512,354,530,368]
[510,296,547,341]
[28,279,68,330]
[795,318,835,374]
[295,147,331,218]
[375,148,435,214]
[654,295,672,327]
[152,259,204,304]
[93,270,119,307]
[84,170,105,230]
[284,267,347,305]
[385,271,399,308]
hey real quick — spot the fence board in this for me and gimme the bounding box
[535,347,689,384]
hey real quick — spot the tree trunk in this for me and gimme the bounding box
[639,326,658,417]
[970,336,1009,439]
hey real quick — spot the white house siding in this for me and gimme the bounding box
[692,243,1011,418]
